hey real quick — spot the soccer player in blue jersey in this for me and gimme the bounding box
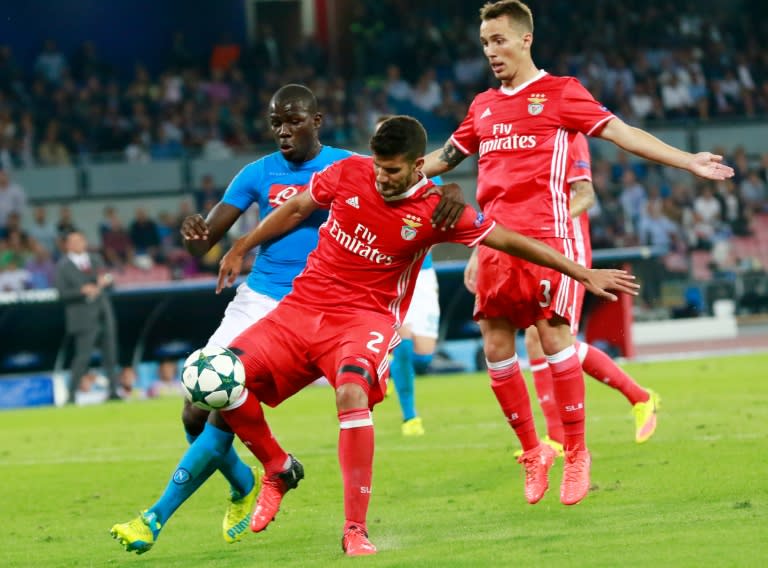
[110,84,354,553]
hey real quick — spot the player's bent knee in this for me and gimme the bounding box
[182,399,210,436]
[335,383,369,411]
[336,359,375,410]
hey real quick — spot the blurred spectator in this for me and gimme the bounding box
[661,74,695,119]
[25,241,56,289]
[124,131,151,163]
[117,366,144,400]
[26,205,58,255]
[101,217,134,269]
[0,169,27,230]
[55,205,78,239]
[715,180,752,236]
[147,359,184,398]
[38,120,71,166]
[692,182,723,250]
[34,39,68,85]
[453,43,487,92]
[637,200,682,307]
[628,80,661,121]
[194,173,223,212]
[410,69,442,113]
[619,170,648,235]
[129,207,160,266]
[150,125,184,160]
[638,200,681,250]
[740,170,767,214]
[383,64,412,102]
[0,257,31,291]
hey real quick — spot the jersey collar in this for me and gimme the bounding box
[381,173,431,202]
[499,69,548,96]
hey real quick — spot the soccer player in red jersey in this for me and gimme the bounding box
[212,116,638,555]
[466,133,660,453]
[422,0,734,506]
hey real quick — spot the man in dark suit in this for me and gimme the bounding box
[54,230,120,403]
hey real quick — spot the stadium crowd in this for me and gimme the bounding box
[0,1,766,163]
[1,0,767,308]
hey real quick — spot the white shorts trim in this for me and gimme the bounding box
[207,283,280,348]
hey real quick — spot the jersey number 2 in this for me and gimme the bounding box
[538,279,552,307]
[366,332,384,353]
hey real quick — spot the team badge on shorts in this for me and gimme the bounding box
[527,94,547,115]
[401,215,423,240]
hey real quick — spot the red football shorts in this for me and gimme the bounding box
[229,301,398,408]
[474,237,584,331]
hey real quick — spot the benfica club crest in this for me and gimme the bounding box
[527,94,547,115]
[401,214,423,240]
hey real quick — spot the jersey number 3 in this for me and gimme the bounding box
[537,279,552,307]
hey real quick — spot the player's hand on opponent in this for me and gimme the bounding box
[428,183,466,230]
[216,248,244,294]
[464,249,479,293]
[580,269,640,302]
[180,214,210,241]
[687,152,734,180]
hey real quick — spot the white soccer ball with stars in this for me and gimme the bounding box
[181,346,246,410]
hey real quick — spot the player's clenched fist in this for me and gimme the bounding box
[180,214,210,241]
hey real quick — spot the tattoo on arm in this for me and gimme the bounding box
[439,141,467,168]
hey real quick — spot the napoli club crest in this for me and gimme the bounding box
[527,94,547,115]
[401,215,423,240]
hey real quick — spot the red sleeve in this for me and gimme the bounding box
[560,78,616,136]
[445,205,496,247]
[308,159,346,207]
[448,97,480,156]
[566,133,592,183]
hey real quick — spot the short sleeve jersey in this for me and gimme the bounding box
[450,71,614,239]
[281,155,495,327]
[222,145,353,300]
[567,132,592,249]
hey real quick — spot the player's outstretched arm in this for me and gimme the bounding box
[598,118,734,181]
[422,140,468,178]
[481,225,639,301]
[181,202,243,257]
[216,191,319,293]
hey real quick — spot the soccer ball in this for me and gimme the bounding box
[181,346,246,410]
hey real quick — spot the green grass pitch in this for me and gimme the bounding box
[1,353,766,567]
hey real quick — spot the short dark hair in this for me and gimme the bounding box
[270,84,318,113]
[480,0,533,32]
[370,115,426,162]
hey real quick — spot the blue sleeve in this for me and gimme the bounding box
[221,161,264,212]
[430,175,444,185]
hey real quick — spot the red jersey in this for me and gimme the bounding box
[567,132,592,266]
[450,71,614,239]
[281,155,495,328]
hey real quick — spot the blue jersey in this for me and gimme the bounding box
[222,145,353,300]
[420,176,443,271]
